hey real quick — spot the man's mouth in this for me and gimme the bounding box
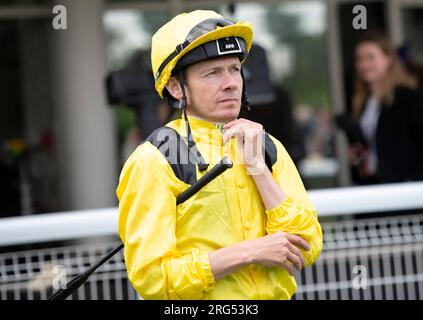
[219,98,238,103]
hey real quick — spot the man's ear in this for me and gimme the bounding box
[165,76,183,100]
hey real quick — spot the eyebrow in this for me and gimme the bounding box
[199,62,241,74]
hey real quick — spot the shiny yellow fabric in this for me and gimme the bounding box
[117,116,323,300]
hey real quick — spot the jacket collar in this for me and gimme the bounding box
[178,114,225,146]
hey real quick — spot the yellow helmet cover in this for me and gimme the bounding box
[151,10,253,98]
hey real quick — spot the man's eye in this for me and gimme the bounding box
[232,66,241,72]
[206,71,216,76]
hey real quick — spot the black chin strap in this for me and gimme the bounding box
[179,72,209,172]
[241,68,251,111]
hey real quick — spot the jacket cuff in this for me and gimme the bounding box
[195,250,216,292]
[265,196,296,220]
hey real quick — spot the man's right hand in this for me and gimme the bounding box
[209,231,311,280]
[245,231,310,276]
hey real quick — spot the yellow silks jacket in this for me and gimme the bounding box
[117,115,323,300]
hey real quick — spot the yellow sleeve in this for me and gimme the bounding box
[264,137,323,267]
[116,143,216,299]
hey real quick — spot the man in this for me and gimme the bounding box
[117,10,323,300]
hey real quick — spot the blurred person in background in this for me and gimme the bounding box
[336,32,423,185]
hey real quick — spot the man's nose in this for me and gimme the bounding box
[221,71,239,91]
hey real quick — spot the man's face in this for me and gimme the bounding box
[184,55,243,123]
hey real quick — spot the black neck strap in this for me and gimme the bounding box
[180,73,209,172]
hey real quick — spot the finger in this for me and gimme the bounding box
[286,234,311,251]
[222,127,244,145]
[235,135,245,163]
[223,119,240,129]
[224,118,257,131]
[224,118,261,129]
[234,118,256,126]
[246,128,264,154]
[223,127,243,144]
[281,260,295,276]
[256,128,263,155]
[243,129,256,165]
[286,250,302,271]
[288,242,306,267]
[222,128,242,145]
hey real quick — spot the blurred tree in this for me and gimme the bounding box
[266,9,302,46]
[266,8,329,108]
[139,12,170,37]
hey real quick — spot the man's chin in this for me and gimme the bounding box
[216,106,240,123]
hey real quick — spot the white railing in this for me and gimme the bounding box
[0,208,118,247]
[309,181,423,216]
[1,181,422,247]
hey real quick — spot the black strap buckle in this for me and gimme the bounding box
[175,40,190,54]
